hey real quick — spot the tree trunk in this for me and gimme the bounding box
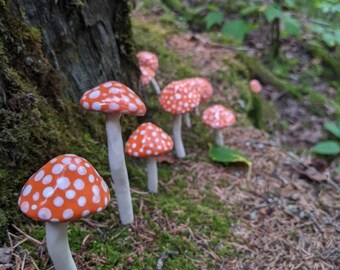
[0,0,138,238]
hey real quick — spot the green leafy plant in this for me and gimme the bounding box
[311,122,340,155]
[221,19,256,42]
[204,11,224,29]
[264,4,281,22]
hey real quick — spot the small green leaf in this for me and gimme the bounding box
[282,15,301,37]
[209,144,252,168]
[324,122,340,138]
[264,5,281,22]
[335,30,340,45]
[240,6,259,16]
[221,19,252,43]
[322,32,336,47]
[284,0,296,8]
[312,24,324,34]
[190,5,206,15]
[204,11,223,29]
[311,141,340,155]
[207,4,218,11]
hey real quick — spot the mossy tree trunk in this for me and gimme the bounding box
[0,0,139,238]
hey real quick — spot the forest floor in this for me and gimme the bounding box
[1,5,340,270]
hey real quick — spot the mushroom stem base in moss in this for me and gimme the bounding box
[46,222,76,270]
[215,129,224,146]
[173,114,186,158]
[147,157,158,193]
[106,113,133,224]
[183,113,192,128]
[150,78,161,94]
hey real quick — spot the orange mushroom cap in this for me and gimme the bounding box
[18,154,110,222]
[159,81,201,115]
[140,66,155,86]
[125,123,174,158]
[182,77,213,103]
[80,81,146,116]
[249,79,262,93]
[136,51,159,72]
[202,105,236,129]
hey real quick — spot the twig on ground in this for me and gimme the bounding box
[11,225,42,246]
[156,250,179,270]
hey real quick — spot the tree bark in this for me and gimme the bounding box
[0,0,138,238]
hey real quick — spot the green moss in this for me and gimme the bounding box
[237,52,340,117]
[70,0,86,7]
[306,42,340,79]
[248,92,265,129]
[237,52,301,97]
[209,32,240,47]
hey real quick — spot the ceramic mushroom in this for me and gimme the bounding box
[202,105,236,146]
[159,81,201,158]
[18,154,110,270]
[140,66,156,87]
[249,79,262,93]
[125,122,174,193]
[137,51,161,94]
[183,77,213,116]
[80,81,146,224]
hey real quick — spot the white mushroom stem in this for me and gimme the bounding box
[46,222,76,270]
[106,113,133,224]
[146,157,158,193]
[183,113,192,128]
[195,106,200,116]
[173,114,186,158]
[150,78,161,94]
[215,129,224,146]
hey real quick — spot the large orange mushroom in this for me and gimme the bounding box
[159,81,200,158]
[80,81,146,224]
[18,154,110,270]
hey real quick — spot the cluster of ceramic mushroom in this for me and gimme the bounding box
[17,51,261,270]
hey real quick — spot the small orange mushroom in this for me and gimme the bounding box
[159,81,200,158]
[202,105,236,146]
[249,79,262,93]
[137,51,161,94]
[125,123,173,193]
[140,66,155,86]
